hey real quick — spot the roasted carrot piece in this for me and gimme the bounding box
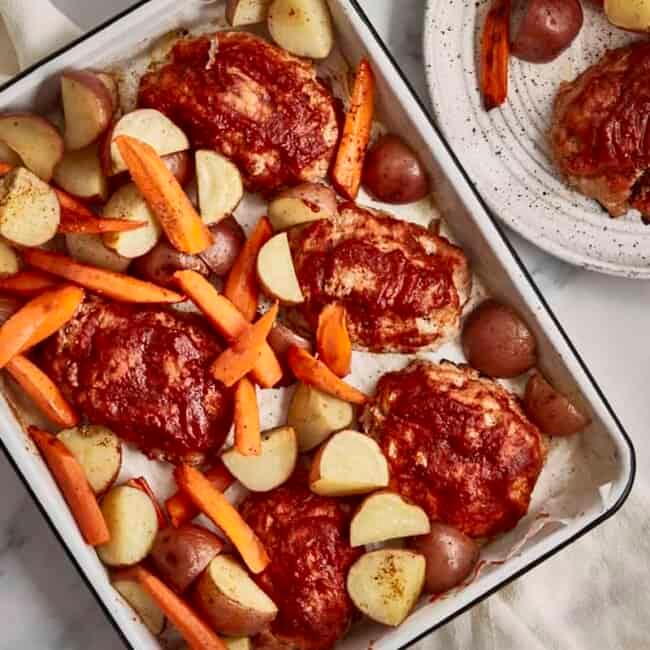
[0,270,59,296]
[332,58,375,200]
[224,217,272,322]
[115,135,212,254]
[126,477,167,528]
[480,0,511,111]
[287,345,368,405]
[131,565,227,650]
[0,162,12,175]
[174,270,282,388]
[174,464,270,574]
[166,461,235,528]
[22,249,183,304]
[316,303,352,378]
[234,377,261,456]
[7,356,78,427]
[211,303,279,387]
[29,426,109,545]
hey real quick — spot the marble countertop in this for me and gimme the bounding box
[1,1,648,649]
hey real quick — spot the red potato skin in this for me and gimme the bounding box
[132,240,210,288]
[199,218,246,277]
[268,321,313,386]
[107,150,194,192]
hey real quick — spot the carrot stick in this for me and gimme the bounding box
[480,0,511,111]
[174,270,282,388]
[0,270,59,296]
[316,303,352,378]
[174,464,270,574]
[131,565,227,650]
[29,426,109,545]
[22,249,183,304]
[166,461,234,528]
[332,58,375,200]
[126,477,167,528]
[115,136,211,254]
[0,162,12,175]
[287,345,368,405]
[7,355,78,427]
[234,377,261,456]
[211,303,279,387]
[224,217,272,322]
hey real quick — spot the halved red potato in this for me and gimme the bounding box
[65,233,131,272]
[0,167,60,245]
[257,233,304,305]
[227,0,272,25]
[150,524,223,592]
[0,241,20,279]
[112,573,166,635]
[53,143,108,202]
[57,425,122,496]
[268,182,337,231]
[350,491,430,547]
[0,140,21,166]
[0,114,63,181]
[97,485,159,567]
[222,427,298,492]
[133,239,209,287]
[199,218,246,277]
[193,554,278,636]
[309,430,389,496]
[97,73,119,110]
[61,70,116,150]
[108,150,194,193]
[196,150,243,224]
[347,550,425,626]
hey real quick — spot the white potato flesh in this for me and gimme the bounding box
[102,183,162,258]
[53,142,108,201]
[350,491,430,547]
[310,430,389,496]
[268,182,337,231]
[222,427,297,492]
[65,233,131,272]
[257,232,304,305]
[0,114,63,181]
[0,140,21,166]
[225,638,252,650]
[97,73,119,111]
[97,486,159,567]
[268,0,334,59]
[57,425,122,496]
[113,578,165,636]
[0,240,20,278]
[605,0,650,30]
[110,109,189,175]
[227,0,273,25]
[196,150,244,224]
[347,550,425,626]
[0,167,60,246]
[288,382,354,452]
[61,71,115,150]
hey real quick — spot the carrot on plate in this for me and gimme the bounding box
[115,135,212,254]
[287,345,368,405]
[234,377,261,456]
[126,477,167,528]
[331,58,375,200]
[22,248,183,304]
[174,464,270,574]
[480,0,511,111]
[224,217,273,322]
[131,565,227,650]
[316,303,352,378]
[0,270,59,296]
[166,461,235,528]
[7,356,78,427]
[211,302,279,387]
[174,270,283,388]
[29,426,109,546]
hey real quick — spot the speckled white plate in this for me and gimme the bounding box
[423,0,650,278]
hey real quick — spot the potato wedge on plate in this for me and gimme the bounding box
[227,0,272,25]
[347,550,425,626]
[196,150,244,224]
[194,554,278,636]
[0,140,21,166]
[222,426,298,492]
[65,233,131,272]
[268,182,337,231]
[0,241,20,279]
[309,430,389,496]
[112,574,166,635]
[53,143,108,202]
[257,232,304,305]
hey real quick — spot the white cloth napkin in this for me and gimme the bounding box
[0,3,646,650]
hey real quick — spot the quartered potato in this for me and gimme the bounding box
[225,638,252,650]
[268,0,334,59]
[309,430,389,496]
[194,554,278,636]
[133,239,209,287]
[268,182,337,231]
[347,550,425,626]
[196,150,244,224]
[53,142,109,202]
[0,240,20,278]
[222,426,298,492]
[66,233,131,272]
[287,382,354,452]
[227,0,272,26]
[57,425,122,496]
[103,183,162,258]
[112,574,166,635]
[605,0,650,31]
[0,167,60,246]
[257,232,304,305]
[97,485,159,567]
[350,491,430,547]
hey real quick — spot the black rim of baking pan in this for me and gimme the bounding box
[0,1,637,649]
